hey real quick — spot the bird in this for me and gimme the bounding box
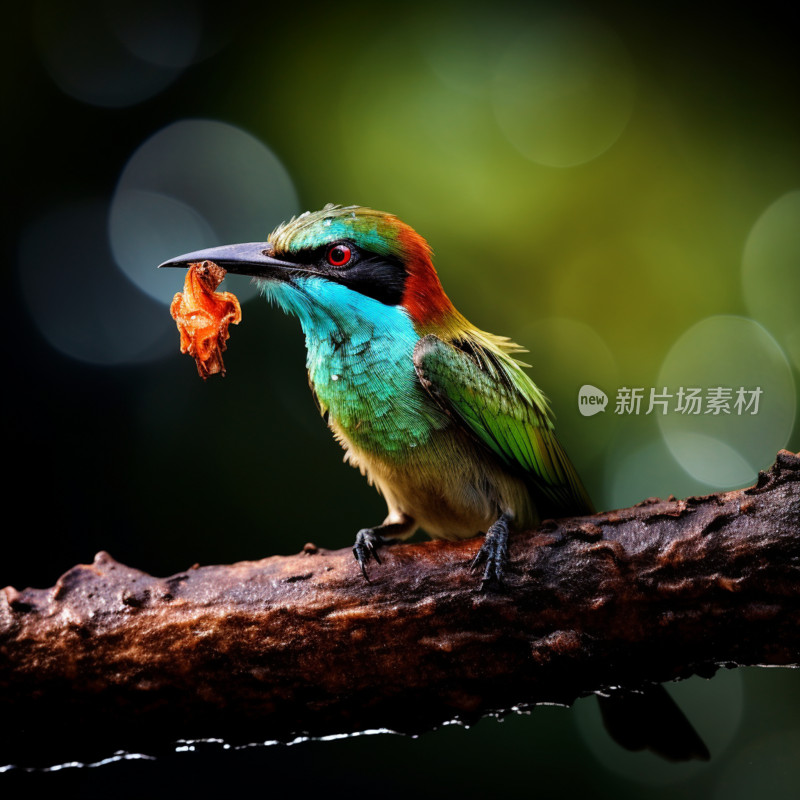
[160,203,709,761]
[161,203,592,582]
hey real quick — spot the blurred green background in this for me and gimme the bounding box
[4,0,799,794]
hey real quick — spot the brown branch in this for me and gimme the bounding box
[1,450,798,769]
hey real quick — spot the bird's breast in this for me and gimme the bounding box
[304,316,449,458]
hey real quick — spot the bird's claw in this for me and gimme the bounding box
[470,513,511,590]
[352,529,385,581]
[470,540,507,588]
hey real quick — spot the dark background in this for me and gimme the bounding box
[3,0,799,795]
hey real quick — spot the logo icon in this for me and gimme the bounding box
[578,384,608,416]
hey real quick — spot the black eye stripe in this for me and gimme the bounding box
[333,253,407,305]
[274,244,408,306]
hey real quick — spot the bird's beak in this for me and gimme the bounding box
[158,242,299,279]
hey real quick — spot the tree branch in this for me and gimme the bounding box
[2,450,798,769]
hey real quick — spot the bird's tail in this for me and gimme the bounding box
[597,684,710,761]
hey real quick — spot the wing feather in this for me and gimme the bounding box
[413,333,593,516]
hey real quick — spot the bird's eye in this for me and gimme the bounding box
[327,244,352,267]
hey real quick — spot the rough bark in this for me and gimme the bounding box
[1,450,798,769]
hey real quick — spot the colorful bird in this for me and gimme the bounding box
[160,204,592,584]
[160,204,708,761]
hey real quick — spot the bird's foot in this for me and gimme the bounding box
[471,512,512,589]
[352,528,389,581]
[352,514,416,582]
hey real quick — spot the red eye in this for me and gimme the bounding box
[327,244,352,267]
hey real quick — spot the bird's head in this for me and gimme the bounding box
[160,204,456,329]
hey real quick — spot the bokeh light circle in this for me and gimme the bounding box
[742,190,800,372]
[492,17,636,167]
[33,0,201,108]
[110,119,300,305]
[657,316,795,488]
[18,201,175,366]
[108,0,202,70]
[604,438,718,512]
[575,670,742,785]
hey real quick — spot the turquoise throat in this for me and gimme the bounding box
[261,276,449,456]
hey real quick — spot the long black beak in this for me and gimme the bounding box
[158,242,299,278]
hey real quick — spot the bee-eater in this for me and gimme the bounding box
[160,204,708,761]
[161,204,593,584]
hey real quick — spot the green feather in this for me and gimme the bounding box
[269,204,403,258]
[413,334,594,516]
